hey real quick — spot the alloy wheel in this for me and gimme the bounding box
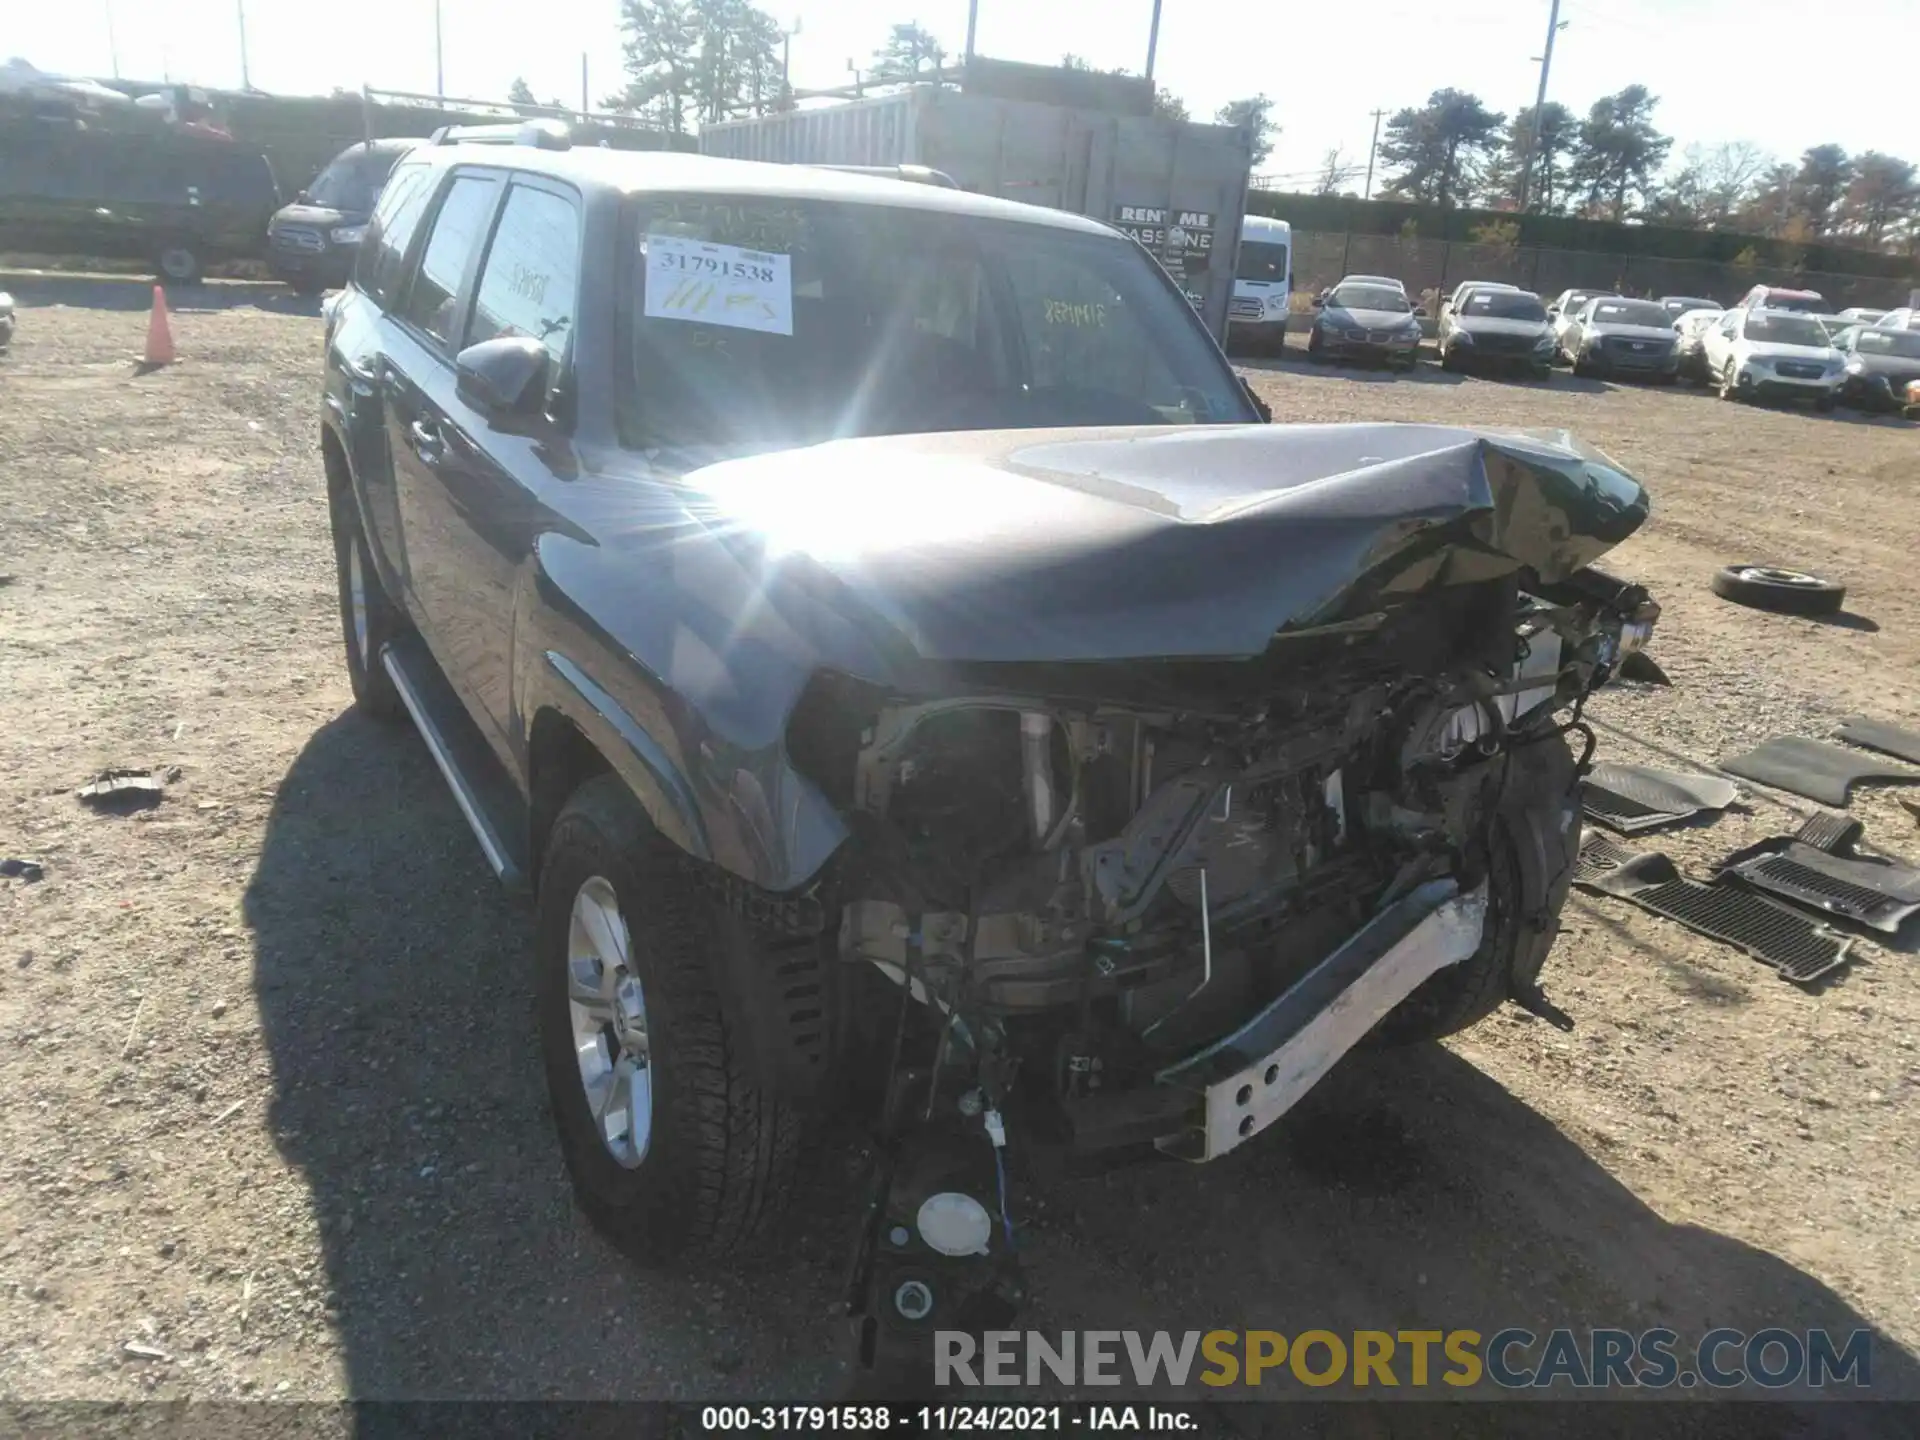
[566,877,653,1169]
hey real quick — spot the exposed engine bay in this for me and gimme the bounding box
[822,571,1649,1117]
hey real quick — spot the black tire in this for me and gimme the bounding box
[155,243,203,287]
[1709,565,1847,616]
[1571,352,1592,378]
[1814,394,1836,414]
[537,776,801,1264]
[1306,328,1324,362]
[327,488,405,721]
[1371,735,1581,1046]
[1439,343,1459,372]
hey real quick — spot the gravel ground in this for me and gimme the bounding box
[2,281,1917,1419]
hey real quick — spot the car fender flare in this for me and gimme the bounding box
[532,649,715,865]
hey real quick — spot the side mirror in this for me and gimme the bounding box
[1412,305,1429,319]
[456,335,551,416]
[1311,293,1326,308]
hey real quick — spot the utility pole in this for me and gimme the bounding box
[964,0,979,65]
[105,1,120,79]
[236,1,250,89]
[1517,0,1565,212]
[1362,108,1385,200]
[435,0,445,97]
[1145,0,1163,83]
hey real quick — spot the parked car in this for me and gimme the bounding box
[267,138,422,294]
[1437,286,1556,377]
[1559,296,1680,381]
[0,116,280,283]
[1673,308,1725,386]
[1873,307,1917,331]
[1836,307,1886,326]
[318,125,1658,1364]
[1659,295,1719,318]
[1701,307,1845,409]
[1228,213,1291,354]
[1546,288,1620,354]
[1307,278,1425,368]
[1442,279,1518,312]
[1732,284,1828,315]
[1834,324,1920,411]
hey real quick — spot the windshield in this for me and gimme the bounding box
[306,149,402,212]
[1758,291,1827,314]
[1663,297,1715,314]
[1236,239,1289,283]
[624,196,1254,449]
[1856,328,1920,358]
[1330,284,1411,313]
[1591,300,1668,327]
[1746,313,1831,347]
[1463,291,1546,321]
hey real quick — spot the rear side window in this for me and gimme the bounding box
[357,163,432,307]
[401,174,501,348]
[466,183,582,363]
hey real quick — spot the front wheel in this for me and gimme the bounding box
[329,491,405,721]
[537,776,803,1264]
[1371,735,1580,1046]
[1814,394,1836,414]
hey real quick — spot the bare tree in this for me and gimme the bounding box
[1314,146,1356,196]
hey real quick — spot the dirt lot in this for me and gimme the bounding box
[2,280,1918,1417]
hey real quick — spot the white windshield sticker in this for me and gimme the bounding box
[644,233,792,336]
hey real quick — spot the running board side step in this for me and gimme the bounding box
[381,634,531,895]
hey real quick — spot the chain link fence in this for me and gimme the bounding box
[1291,230,1913,315]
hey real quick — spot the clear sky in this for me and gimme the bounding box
[15,0,1916,183]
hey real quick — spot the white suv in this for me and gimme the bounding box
[1701,307,1845,409]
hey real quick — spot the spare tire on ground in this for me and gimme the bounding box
[1710,565,1846,616]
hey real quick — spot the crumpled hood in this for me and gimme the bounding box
[686,423,1649,665]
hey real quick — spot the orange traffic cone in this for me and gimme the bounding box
[143,285,176,367]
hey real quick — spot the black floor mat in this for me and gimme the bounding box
[1574,832,1855,985]
[1582,762,1740,833]
[1794,810,1864,855]
[1719,737,1920,807]
[1717,840,1920,934]
[1835,716,1920,768]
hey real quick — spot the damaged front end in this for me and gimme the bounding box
[728,423,1658,1377]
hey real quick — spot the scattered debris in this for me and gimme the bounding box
[119,996,148,1059]
[1795,810,1864,855]
[1710,565,1847,617]
[1720,737,1920,807]
[1,858,45,882]
[1575,831,1854,985]
[209,1099,246,1127]
[122,1342,171,1362]
[76,768,166,811]
[1716,836,1920,935]
[1582,762,1738,834]
[1835,716,1920,768]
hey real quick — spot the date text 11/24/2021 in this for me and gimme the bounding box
[697,1405,1197,1433]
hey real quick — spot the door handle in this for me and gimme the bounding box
[408,419,444,461]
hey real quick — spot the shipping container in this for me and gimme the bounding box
[702,85,1255,341]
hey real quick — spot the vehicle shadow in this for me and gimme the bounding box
[0,272,318,317]
[247,712,1920,1415]
[245,711,853,1403]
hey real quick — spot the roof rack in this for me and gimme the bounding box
[809,163,960,189]
[428,118,573,150]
